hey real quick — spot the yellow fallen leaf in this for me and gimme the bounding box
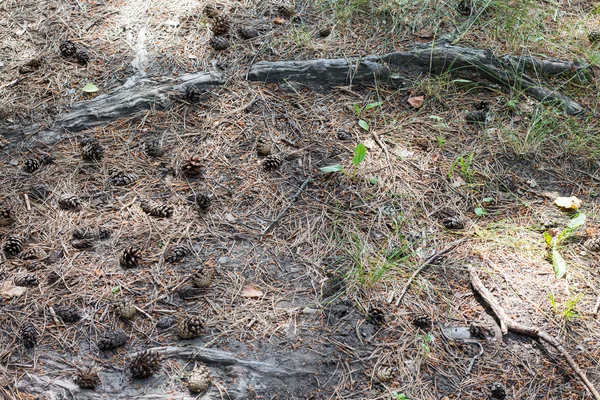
[554,196,582,210]
[241,285,264,298]
[0,281,27,298]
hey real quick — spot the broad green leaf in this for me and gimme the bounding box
[353,104,361,116]
[112,286,120,294]
[352,143,367,166]
[543,231,553,246]
[82,83,99,93]
[482,197,494,203]
[319,164,344,173]
[567,213,586,230]
[365,101,383,110]
[552,249,567,279]
[358,119,369,131]
[369,177,379,185]
[474,207,486,217]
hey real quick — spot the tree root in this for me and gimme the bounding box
[468,264,600,400]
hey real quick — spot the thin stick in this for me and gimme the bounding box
[593,294,600,316]
[469,265,600,400]
[23,194,31,211]
[260,177,313,239]
[395,239,465,306]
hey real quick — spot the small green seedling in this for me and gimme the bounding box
[448,153,475,183]
[392,393,408,400]
[544,213,586,278]
[320,143,367,180]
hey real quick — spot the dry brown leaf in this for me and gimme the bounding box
[241,284,264,298]
[273,17,285,25]
[407,96,424,109]
[415,28,433,39]
[0,281,26,298]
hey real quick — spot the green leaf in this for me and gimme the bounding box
[474,207,486,217]
[365,101,383,110]
[552,249,567,279]
[567,213,586,230]
[81,83,99,93]
[352,143,367,166]
[112,286,120,294]
[482,197,494,203]
[369,177,379,185]
[543,231,553,247]
[353,104,361,116]
[319,164,344,173]
[358,119,369,131]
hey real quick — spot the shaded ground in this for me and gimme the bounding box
[1,0,600,399]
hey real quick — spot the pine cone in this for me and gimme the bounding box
[490,382,507,399]
[130,350,162,379]
[112,300,137,320]
[185,85,205,102]
[442,216,464,229]
[366,306,385,325]
[59,195,82,210]
[589,31,600,44]
[120,247,141,268]
[29,184,51,201]
[72,227,96,240]
[46,270,61,285]
[204,4,221,18]
[176,316,204,339]
[277,3,295,17]
[375,366,394,383]
[457,0,472,15]
[54,306,81,323]
[466,109,487,124]
[140,200,174,218]
[38,153,54,165]
[584,237,600,252]
[182,155,203,177]
[23,158,41,173]
[166,245,188,263]
[98,227,111,240]
[25,260,44,271]
[209,36,230,51]
[20,323,38,349]
[14,274,39,287]
[0,204,14,226]
[108,170,138,186]
[187,193,211,210]
[256,136,272,156]
[72,238,95,249]
[263,154,283,170]
[97,329,127,351]
[59,40,77,57]
[412,315,432,330]
[76,50,89,65]
[317,27,331,38]
[191,262,214,288]
[238,26,259,39]
[3,235,23,257]
[188,365,212,393]
[145,139,165,157]
[80,138,104,161]
[211,15,230,36]
[75,369,100,390]
[20,247,48,260]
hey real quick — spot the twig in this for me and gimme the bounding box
[259,177,313,239]
[593,294,600,316]
[133,305,154,321]
[395,239,466,306]
[23,194,31,211]
[468,265,600,400]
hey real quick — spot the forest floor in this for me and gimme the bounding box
[1,0,600,399]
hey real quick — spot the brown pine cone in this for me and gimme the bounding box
[23,158,41,173]
[211,15,230,36]
[209,36,230,51]
[108,170,138,186]
[129,350,162,379]
[97,329,127,351]
[54,306,81,323]
[4,235,24,257]
[140,200,174,218]
[59,195,82,210]
[60,40,77,57]
[188,364,212,393]
[187,193,211,210]
[263,154,283,170]
[120,247,141,268]
[14,274,39,287]
[165,245,188,263]
[20,323,38,349]
[20,247,48,260]
[112,300,137,320]
[176,316,204,339]
[191,262,214,288]
[366,306,385,325]
[80,138,104,161]
[145,139,165,157]
[182,155,203,177]
[256,136,272,156]
[238,26,259,40]
[75,369,100,389]
[412,314,432,330]
[0,204,14,226]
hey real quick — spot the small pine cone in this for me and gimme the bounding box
[277,3,295,17]
[108,171,138,186]
[72,238,95,249]
[185,85,205,102]
[0,205,14,226]
[29,184,51,201]
[145,139,165,157]
[75,369,100,390]
[140,200,174,218]
[584,237,600,252]
[237,26,259,40]
[490,382,507,399]
[130,350,162,379]
[59,195,82,210]
[589,31,600,44]
[156,316,176,329]
[465,109,487,124]
[46,271,61,285]
[20,323,38,349]
[23,158,41,173]
[38,153,54,165]
[112,300,137,320]
[76,50,89,65]
[25,260,44,271]
[98,227,111,240]
[54,306,81,323]
[120,247,141,268]
[412,315,432,330]
[166,245,188,263]
[256,136,272,156]
[317,27,331,38]
[457,0,472,16]
[80,138,104,161]
[442,216,464,230]
[176,316,205,339]
[211,15,230,36]
[20,247,48,260]
[72,226,96,240]
[263,154,283,170]
[182,156,203,177]
[366,306,385,325]
[204,4,221,18]
[3,235,24,257]
[187,193,211,210]
[188,365,212,393]
[97,329,127,351]
[209,36,230,51]
[59,40,77,57]
[14,274,39,287]
[191,262,214,288]
[375,366,394,383]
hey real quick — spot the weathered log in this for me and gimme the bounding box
[248,42,585,115]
